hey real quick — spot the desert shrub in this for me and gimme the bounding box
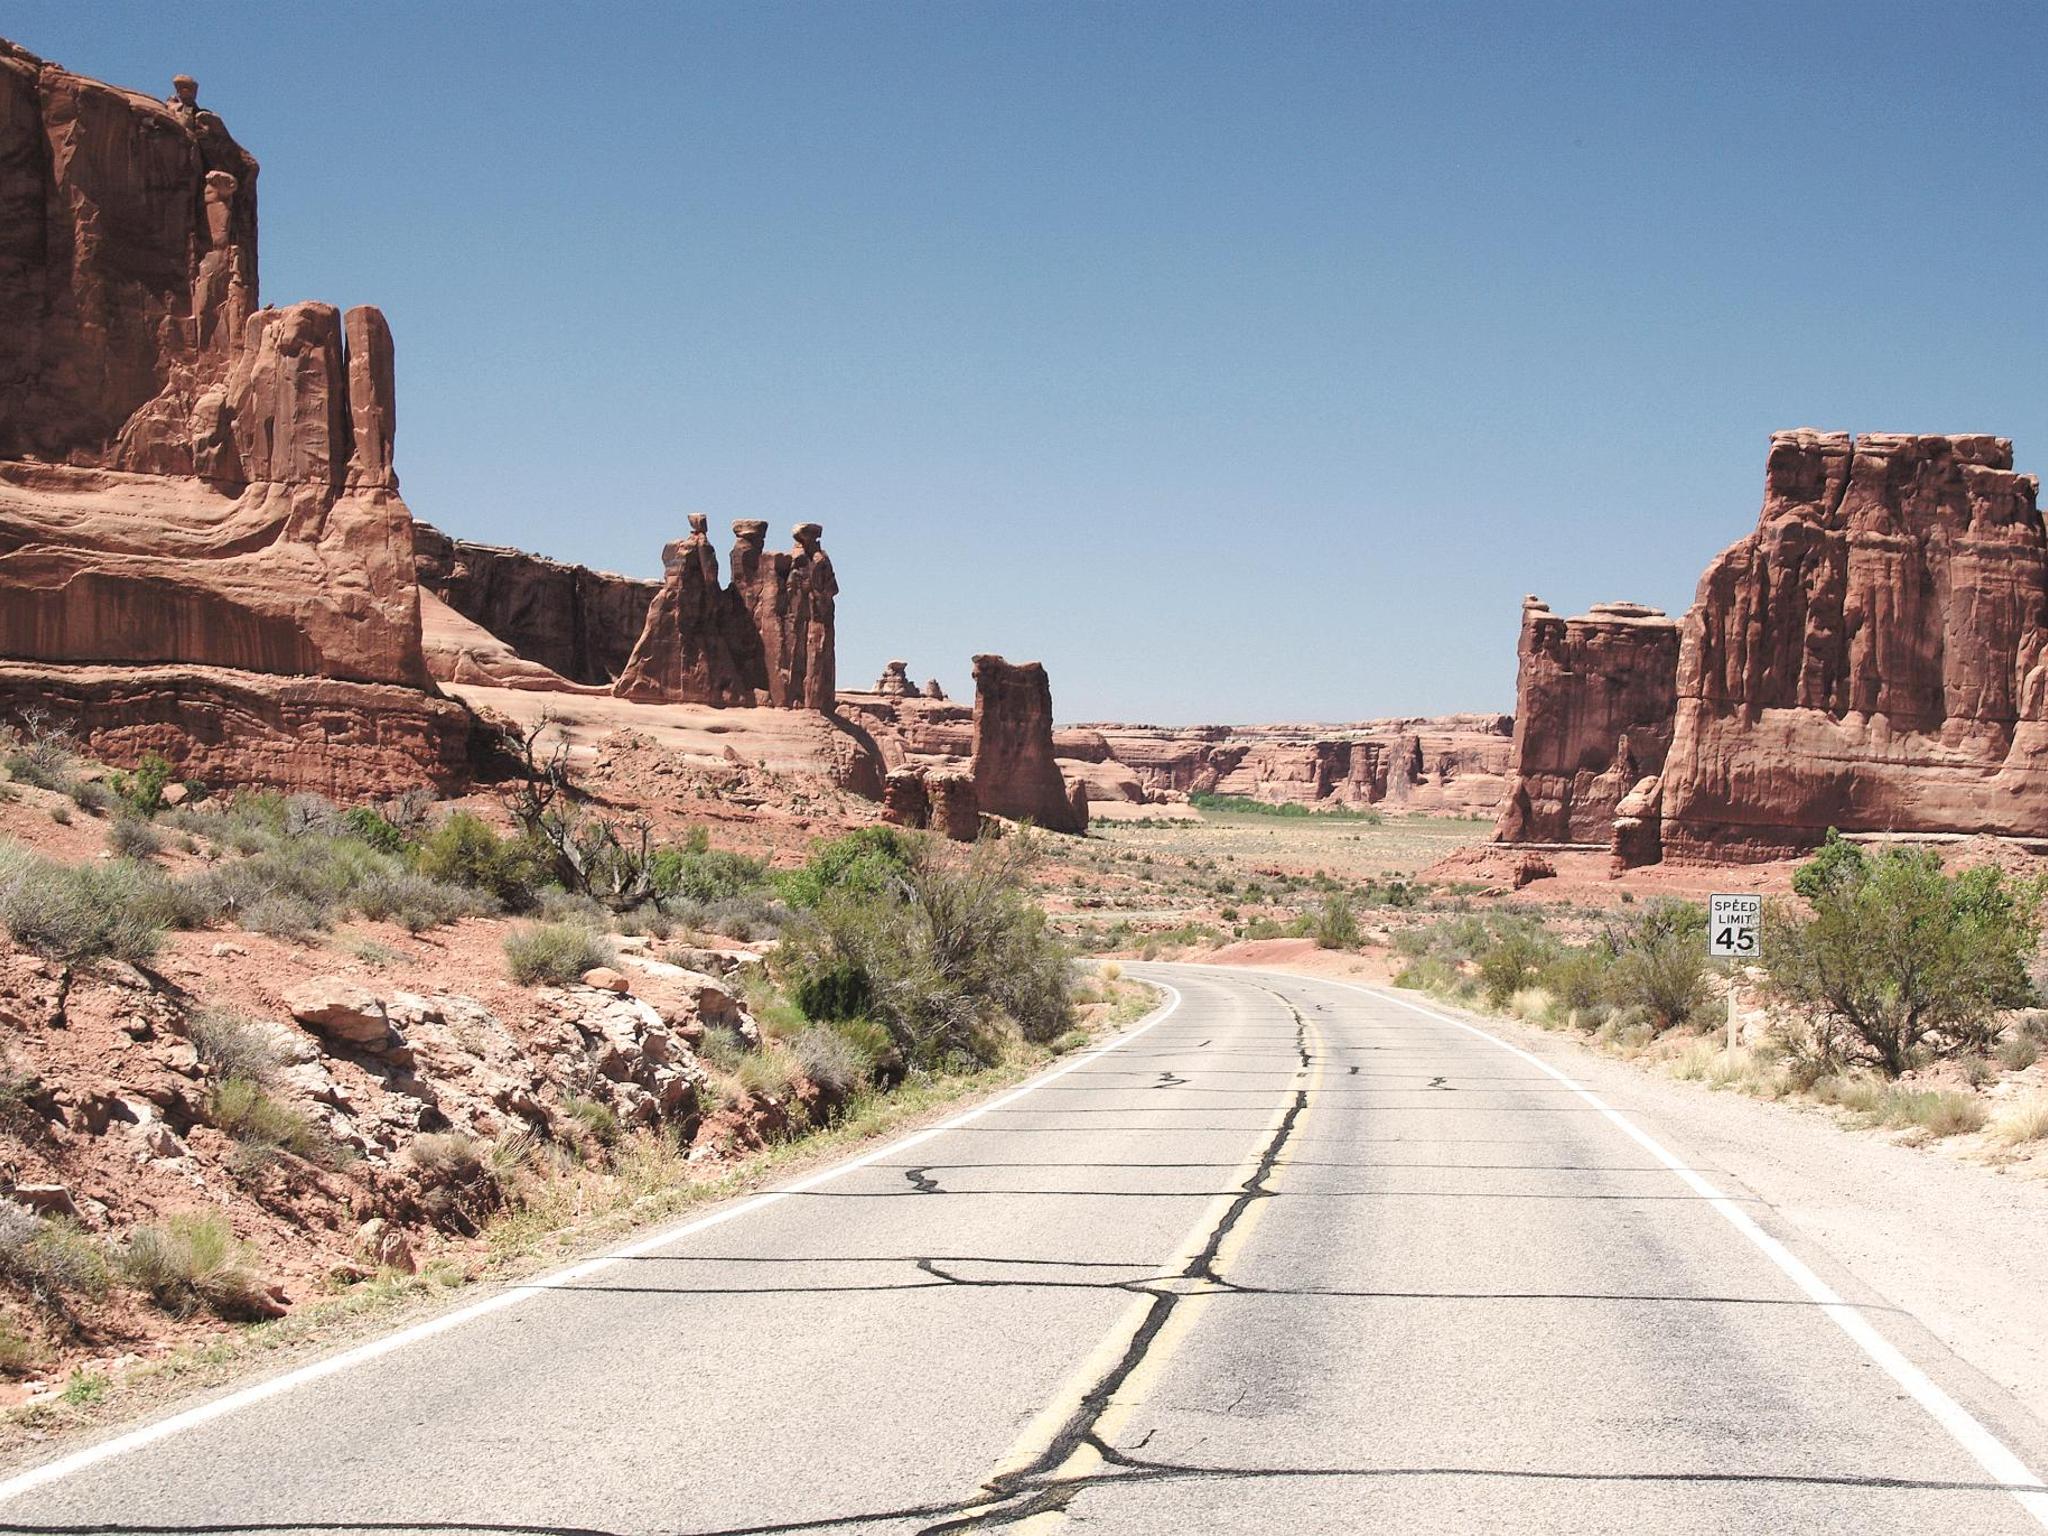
[781,835,1072,1065]
[1,714,77,792]
[1605,900,1711,1032]
[560,1095,621,1149]
[341,804,409,855]
[648,826,772,905]
[504,922,616,986]
[105,814,165,861]
[354,870,496,933]
[778,827,918,910]
[1542,947,1612,1018]
[188,1010,291,1083]
[66,778,114,815]
[1476,918,1557,1008]
[1311,892,1359,951]
[1989,1094,2048,1147]
[209,1076,334,1167]
[239,891,327,941]
[116,1211,271,1319]
[0,850,168,964]
[1766,835,2042,1075]
[0,1071,48,1140]
[698,1026,749,1073]
[414,812,548,911]
[406,1132,502,1231]
[736,1044,800,1100]
[1997,1033,2040,1072]
[790,1026,868,1099]
[107,752,174,816]
[0,1205,108,1310]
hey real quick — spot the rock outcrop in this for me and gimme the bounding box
[1493,599,1680,844]
[1661,431,2048,860]
[874,661,921,698]
[612,519,837,710]
[413,523,656,688]
[970,656,1087,834]
[0,43,466,792]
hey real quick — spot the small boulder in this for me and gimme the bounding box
[285,977,391,1045]
[581,967,631,994]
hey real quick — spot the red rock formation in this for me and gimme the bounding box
[0,42,465,793]
[926,769,982,842]
[970,656,1087,834]
[1661,431,2048,860]
[413,523,657,688]
[881,766,931,829]
[1494,599,1680,844]
[874,661,921,698]
[613,520,837,709]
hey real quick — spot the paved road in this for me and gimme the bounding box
[2,965,2046,1534]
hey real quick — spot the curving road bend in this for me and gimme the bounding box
[0,964,2044,1534]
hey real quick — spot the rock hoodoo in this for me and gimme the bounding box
[1495,430,2048,865]
[0,42,467,793]
[874,661,922,698]
[612,519,838,709]
[1493,599,1680,845]
[970,656,1088,835]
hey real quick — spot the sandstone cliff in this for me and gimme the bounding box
[970,656,1088,835]
[414,523,656,688]
[1493,599,1680,844]
[0,42,466,793]
[1661,431,2048,859]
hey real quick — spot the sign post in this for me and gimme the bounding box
[1707,894,1762,1053]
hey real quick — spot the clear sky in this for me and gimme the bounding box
[13,3,2046,723]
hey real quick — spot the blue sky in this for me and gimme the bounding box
[14,3,2046,722]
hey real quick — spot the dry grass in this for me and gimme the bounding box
[1988,1094,2048,1148]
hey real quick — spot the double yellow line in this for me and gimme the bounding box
[955,1006,1325,1531]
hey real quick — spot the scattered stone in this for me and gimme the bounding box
[284,978,390,1046]
[580,967,631,994]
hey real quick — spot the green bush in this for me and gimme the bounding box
[1766,835,2041,1075]
[1311,892,1359,951]
[778,827,918,910]
[1476,918,1556,1007]
[108,752,174,816]
[1604,900,1710,1032]
[503,922,616,986]
[0,848,169,964]
[414,812,548,911]
[648,826,772,905]
[354,870,496,933]
[341,804,409,855]
[1189,793,1379,822]
[780,835,1072,1066]
[116,1211,271,1320]
[105,813,165,860]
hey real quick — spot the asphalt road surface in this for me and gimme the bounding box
[2,964,2046,1534]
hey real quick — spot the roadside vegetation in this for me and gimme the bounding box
[1391,832,2048,1150]
[0,716,1164,1418]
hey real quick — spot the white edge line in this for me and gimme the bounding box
[1291,971,2048,1529]
[0,982,1187,1506]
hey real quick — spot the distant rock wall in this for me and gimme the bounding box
[0,40,464,791]
[1493,599,1680,845]
[413,523,655,688]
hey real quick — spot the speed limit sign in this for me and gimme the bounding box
[1708,894,1761,958]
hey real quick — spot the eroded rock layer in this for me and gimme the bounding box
[1661,431,2048,859]
[0,41,463,794]
[413,523,656,688]
[1494,599,1680,844]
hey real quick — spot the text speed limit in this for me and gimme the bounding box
[1708,894,1761,958]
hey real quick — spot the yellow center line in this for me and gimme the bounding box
[954,1005,1327,1531]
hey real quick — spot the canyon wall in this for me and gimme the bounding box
[1494,430,2048,865]
[413,524,655,688]
[1661,431,2048,859]
[0,41,466,791]
[1493,599,1680,844]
